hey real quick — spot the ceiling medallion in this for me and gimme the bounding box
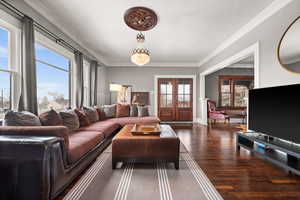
[124,7,157,66]
[124,7,158,31]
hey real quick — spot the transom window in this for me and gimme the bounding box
[0,28,11,119]
[219,75,254,108]
[35,43,70,113]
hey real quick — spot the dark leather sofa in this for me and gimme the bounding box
[0,116,160,200]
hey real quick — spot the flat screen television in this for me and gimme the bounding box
[249,84,300,143]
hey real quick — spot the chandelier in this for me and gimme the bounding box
[131,32,150,66]
[124,7,158,66]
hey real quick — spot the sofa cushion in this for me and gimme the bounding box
[83,107,99,122]
[137,106,149,117]
[94,107,106,121]
[39,109,63,126]
[59,110,80,131]
[68,130,105,163]
[103,105,116,118]
[130,104,138,117]
[109,116,160,126]
[74,109,91,127]
[78,120,120,137]
[4,111,41,126]
[116,104,130,118]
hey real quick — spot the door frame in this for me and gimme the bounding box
[199,42,260,126]
[154,75,197,122]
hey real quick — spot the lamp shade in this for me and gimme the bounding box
[109,83,122,92]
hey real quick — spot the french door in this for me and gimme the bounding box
[158,78,193,121]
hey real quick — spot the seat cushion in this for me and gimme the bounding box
[78,120,120,137]
[68,131,105,163]
[110,116,160,126]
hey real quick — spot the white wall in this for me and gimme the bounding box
[106,67,199,116]
[198,0,300,88]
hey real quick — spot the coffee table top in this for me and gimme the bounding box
[114,124,177,140]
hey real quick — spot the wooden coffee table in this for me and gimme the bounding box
[112,124,180,169]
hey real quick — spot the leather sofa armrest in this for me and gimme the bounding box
[0,126,69,148]
[0,135,62,200]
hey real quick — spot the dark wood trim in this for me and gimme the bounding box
[158,78,193,121]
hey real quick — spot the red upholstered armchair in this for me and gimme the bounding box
[207,100,229,123]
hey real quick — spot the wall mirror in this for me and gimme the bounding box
[278,16,300,74]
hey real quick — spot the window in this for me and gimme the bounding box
[177,79,191,108]
[35,43,70,113]
[0,28,11,119]
[159,80,173,108]
[219,76,254,108]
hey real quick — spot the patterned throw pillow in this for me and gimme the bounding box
[94,106,106,121]
[59,110,80,131]
[137,106,149,117]
[116,104,130,118]
[4,111,41,126]
[39,109,63,126]
[83,107,99,122]
[103,105,116,118]
[74,109,91,127]
[130,104,138,117]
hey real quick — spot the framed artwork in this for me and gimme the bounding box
[131,92,149,105]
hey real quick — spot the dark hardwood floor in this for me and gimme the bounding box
[174,123,300,200]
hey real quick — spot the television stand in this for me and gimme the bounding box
[237,132,300,175]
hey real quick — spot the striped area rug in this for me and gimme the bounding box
[63,144,223,200]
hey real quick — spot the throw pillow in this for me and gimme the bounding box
[74,109,91,127]
[130,104,138,117]
[94,106,106,120]
[116,104,130,118]
[137,106,149,117]
[83,107,99,122]
[4,110,41,126]
[103,105,116,118]
[59,110,80,131]
[39,109,63,126]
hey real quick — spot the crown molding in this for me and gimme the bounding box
[198,0,294,67]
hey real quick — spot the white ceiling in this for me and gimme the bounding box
[24,0,275,67]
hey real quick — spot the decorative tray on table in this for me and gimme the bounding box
[131,123,161,135]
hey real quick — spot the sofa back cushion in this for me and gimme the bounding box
[74,109,91,127]
[95,107,106,121]
[59,110,80,131]
[103,105,116,118]
[4,111,41,126]
[130,104,138,117]
[39,109,63,126]
[137,106,149,117]
[116,104,130,118]
[83,107,99,122]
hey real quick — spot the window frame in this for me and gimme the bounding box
[35,31,74,111]
[218,75,254,110]
[0,14,21,116]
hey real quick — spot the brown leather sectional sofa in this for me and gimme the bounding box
[0,116,160,200]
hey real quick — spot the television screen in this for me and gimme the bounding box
[249,84,300,143]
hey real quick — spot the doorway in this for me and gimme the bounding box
[157,78,193,121]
